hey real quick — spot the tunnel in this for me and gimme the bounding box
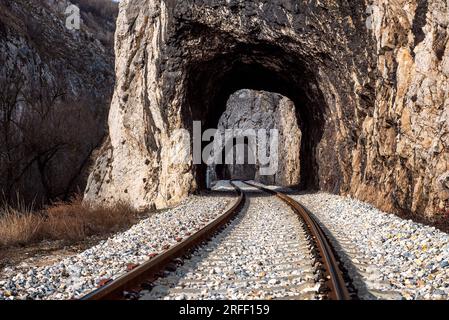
[181,43,327,191]
[85,1,447,218]
[212,136,258,183]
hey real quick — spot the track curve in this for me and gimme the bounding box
[81,181,245,300]
[81,181,352,300]
[242,181,351,300]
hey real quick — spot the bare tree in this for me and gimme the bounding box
[0,68,25,201]
[0,66,106,207]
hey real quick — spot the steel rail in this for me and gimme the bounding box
[81,181,245,300]
[243,181,351,300]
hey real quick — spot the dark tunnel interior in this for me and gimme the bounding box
[182,43,328,190]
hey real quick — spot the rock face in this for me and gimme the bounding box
[86,0,449,218]
[0,0,115,104]
[0,0,116,203]
[211,89,301,186]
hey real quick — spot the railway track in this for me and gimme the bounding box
[81,181,352,300]
[244,181,352,300]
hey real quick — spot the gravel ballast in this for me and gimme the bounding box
[292,192,449,300]
[0,194,234,300]
[1,181,448,300]
[141,190,318,300]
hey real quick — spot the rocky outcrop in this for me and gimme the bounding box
[0,0,116,203]
[351,0,449,218]
[0,0,115,103]
[211,89,301,186]
[86,0,449,218]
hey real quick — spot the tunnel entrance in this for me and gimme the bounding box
[183,43,327,191]
[206,89,301,187]
[88,2,423,215]
[213,137,257,182]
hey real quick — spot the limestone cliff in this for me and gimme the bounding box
[0,0,116,203]
[0,0,115,103]
[85,0,449,218]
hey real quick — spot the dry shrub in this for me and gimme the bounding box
[0,205,42,246]
[42,197,137,241]
[0,197,138,248]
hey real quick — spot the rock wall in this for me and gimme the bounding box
[352,0,449,218]
[0,0,116,203]
[0,0,115,103]
[211,89,301,186]
[85,0,449,218]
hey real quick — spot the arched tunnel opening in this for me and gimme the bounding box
[182,43,327,191]
[213,136,257,182]
[207,89,302,187]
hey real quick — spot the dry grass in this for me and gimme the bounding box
[0,197,138,248]
[0,207,42,246]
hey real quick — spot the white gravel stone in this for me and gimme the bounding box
[141,187,318,300]
[0,194,233,300]
[292,192,449,300]
[4,181,443,300]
